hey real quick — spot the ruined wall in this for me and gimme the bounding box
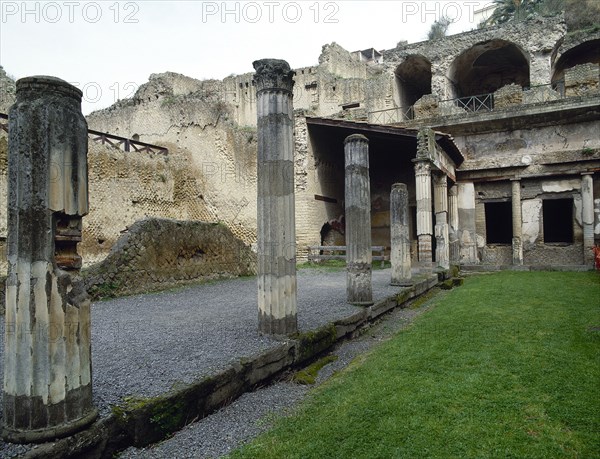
[383,16,567,101]
[83,218,255,298]
[87,72,259,251]
[223,43,389,127]
[0,132,222,274]
[564,63,600,97]
[0,66,16,113]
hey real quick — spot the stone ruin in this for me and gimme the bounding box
[0,12,599,446]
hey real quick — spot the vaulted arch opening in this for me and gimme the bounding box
[449,39,530,98]
[395,55,432,109]
[552,39,600,86]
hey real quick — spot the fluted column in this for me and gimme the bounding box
[3,76,97,443]
[448,185,460,264]
[511,179,524,265]
[253,59,298,335]
[345,134,373,305]
[390,183,412,285]
[581,173,595,266]
[414,160,433,267]
[433,173,450,269]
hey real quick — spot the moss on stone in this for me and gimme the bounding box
[295,323,337,363]
[292,355,339,385]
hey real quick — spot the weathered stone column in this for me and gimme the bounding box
[511,179,524,265]
[413,129,434,268]
[448,185,460,264]
[581,173,595,265]
[390,183,412,285]
[253,59,298,335]
[3,76,97,443]
[345,134,373,305]
[433,173,450,269]
[413,162,433,267]
[458,182,479,264]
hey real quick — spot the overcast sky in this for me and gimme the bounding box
[1,0,493,114]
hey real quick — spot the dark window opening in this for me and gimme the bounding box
[485,202,513,244]
[543,198,573,243]
[410,206,417,240]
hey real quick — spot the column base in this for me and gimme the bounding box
[2,408,98,444]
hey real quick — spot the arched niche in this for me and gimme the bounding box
[552,39,600,86]
[395,55,432,109]
[449,39,530,98]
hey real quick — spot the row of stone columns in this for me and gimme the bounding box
[462,173,595,266]
[6,65,594,443]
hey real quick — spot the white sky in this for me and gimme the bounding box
[0,0,494,114]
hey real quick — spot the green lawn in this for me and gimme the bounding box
[230,271,600,459]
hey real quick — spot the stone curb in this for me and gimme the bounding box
[20,272,449,459]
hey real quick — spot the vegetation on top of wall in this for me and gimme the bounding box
[483,0,599,32]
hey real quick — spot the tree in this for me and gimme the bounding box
[427,16,452,40]
[484,0,565,26]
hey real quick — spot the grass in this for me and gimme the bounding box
[230,271,600,459]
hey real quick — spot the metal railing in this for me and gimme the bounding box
[366,79,574,125]
[452,93,494,112]
[0,113,168,155]
[368,105,414,124]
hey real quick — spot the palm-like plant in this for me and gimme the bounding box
[485,0,539,25]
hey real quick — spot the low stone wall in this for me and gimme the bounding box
[83,218,256,299]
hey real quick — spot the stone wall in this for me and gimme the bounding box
[222,43,389,127]
[83,218,255,298]
[383,16,567,100]
[87,72,259,251]
[471,177,590,266]
[0,66,16,113]
[0,131,226,274]
[564,63,600,97]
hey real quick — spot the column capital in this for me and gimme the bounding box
[414,160,432,175]
[252,59,295,94]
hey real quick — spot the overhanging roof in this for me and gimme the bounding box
[305,116,464,166]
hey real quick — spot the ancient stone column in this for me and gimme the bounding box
[3,76,97,443]
[413,161,433,267]
[345,134,373,305]
[434,173,450,269]
[581,173,595,266]
[253,59,298,335]
[390,183,412,285]
[458,182,479,264]
[511,179,524,265]
[448,185,460,264]
[413,129,434,268]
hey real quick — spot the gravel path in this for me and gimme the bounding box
[0,267,412,458]
[118,297,437,458]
